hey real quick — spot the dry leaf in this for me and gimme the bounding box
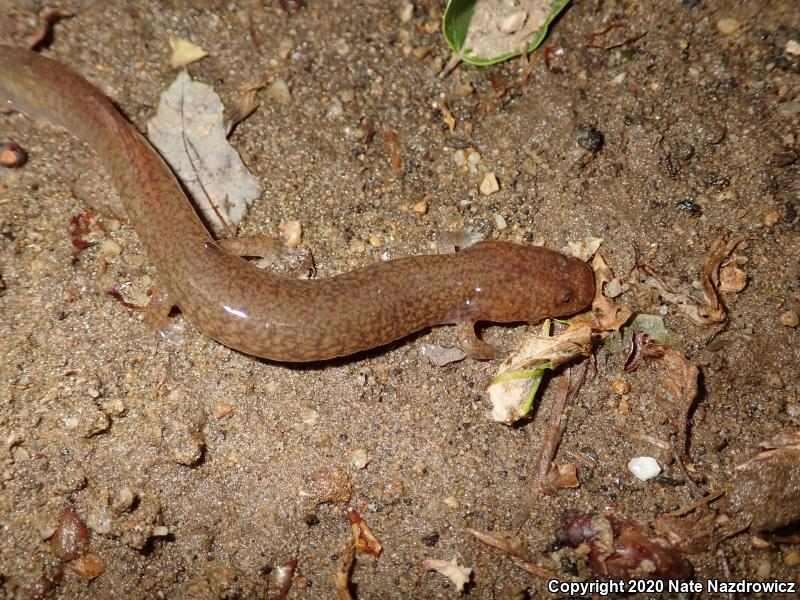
[147,72,261,236]
[168,35,208,69]
[547,463,579,488]
[557,512,692,579]
[333,542,355,600]
[347,509,382,556]
[640,230,746,326]
[487,322,592,423]
[642,341,698,457]
[422,558,472,594]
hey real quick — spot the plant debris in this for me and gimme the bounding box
[422,558,472,594]
[147,71,261,236]
[347,508,382,557]
[486,321,592,423]
[556,512,692,579]
[638,229,746,326]
[469,529,558,578]
[333,542,355,600]
[168,35,208,69]
[443,0,571,66]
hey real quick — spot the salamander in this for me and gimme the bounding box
[0,45,594,361]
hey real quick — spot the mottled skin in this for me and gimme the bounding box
[0,46,594,362]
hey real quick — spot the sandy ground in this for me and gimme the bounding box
[1,0,798,598]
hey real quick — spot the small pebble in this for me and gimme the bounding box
[443,496,459,509]
[762,210,780,227]
[326,96,343,119]
[398,2,413,23]
[0,143,28,168]
[716,18,741,35]
[604,278,623,298]
[412,200,429,215]
[152,526,169,537]
[100,239,122,259]
[611,379,631,395]
[499,11,527,34]
[51,506,90,561]
[786,40,800,56]
[453,83,474,97]
[785,551,800,566]
[301,408,320,426]
[282,220,302,247]
[350,449,370,469]
[778,309,799,328]
[368,233,382,248]
[213,402,233,419]
[480,172,499,195]
[267,78,291,103]
[575,125,604,153]
[719,264,747,292]
[755,559,771,579]
[71,553,105,580]
[493,214,507,230]
[100,399,125,417]
[627,456,661,481]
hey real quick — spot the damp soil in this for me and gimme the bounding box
[1,0,798,598]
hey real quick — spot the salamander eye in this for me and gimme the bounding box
[560,289,573,305]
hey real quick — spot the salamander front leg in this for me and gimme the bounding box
[455,322,505,360]
[218,235,314,277]
[144,285,184,344]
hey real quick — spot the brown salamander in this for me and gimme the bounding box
[0,46,594,361]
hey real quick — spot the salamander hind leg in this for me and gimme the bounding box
[455,322,506,360]
[144,285,184,345]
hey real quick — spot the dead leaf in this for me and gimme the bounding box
[422,558,472,594]
[147,72,261,236]
[168,36,208,69]
[557,512,692,579]
[547,463,579,488]
[333,542,355,600]
[347,509,382,557]
[486,322,592,423]
[639,230,746,326]
[642,340,698,458]
[225,79,268,136]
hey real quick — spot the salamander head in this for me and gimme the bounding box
[540,253,595,320]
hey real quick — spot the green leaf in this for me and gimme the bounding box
[442,0,571,66]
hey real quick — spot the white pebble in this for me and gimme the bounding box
[398,2,414,23]
[267,78,291,103]
[627,456,661,481]
[350,448,370,469]
[499,11,527,34]
[480,172,500,195]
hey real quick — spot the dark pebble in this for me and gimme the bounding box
[421,531,440,547]
[0,143,28,168]
[575,125,604,153]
